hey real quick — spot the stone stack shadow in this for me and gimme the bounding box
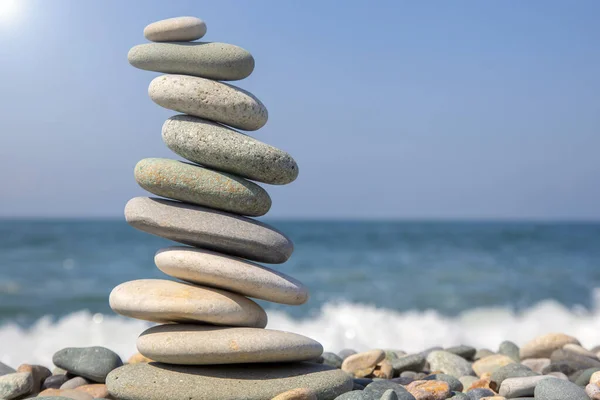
[105,16,353,400]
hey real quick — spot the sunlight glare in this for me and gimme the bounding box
[0,0,19,23]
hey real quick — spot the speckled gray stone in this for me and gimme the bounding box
[129,42,253,81]
[465,388,495,399]
[391,354,425,374]
[489,363,537,390]
[498,340,520,362]
[137,324,322,364]
[106,362,353,400]
[109,279,268,327]
[0,372,32,399]
[334,391,364,400]
[124,197,293,263]
[144,17,206,42]
[362,381,415,400]
[380,390,399,400]
[426,351,473,379]
[320,352,343,369]
[155,246,307,305]
[534,377,588,399]
[149,75,268,131]
[134,158,271,217]
[162,115,298,185]
[52,347,122,383]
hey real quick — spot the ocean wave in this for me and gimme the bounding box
[3,291,600,367]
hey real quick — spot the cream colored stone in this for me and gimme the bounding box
[591,371,600,385]
[109,279,267,328]
[341,350,385,377]
[155,246,308,305]
[137,324,323,365]
[520,333,579,359]
[472,354,515,377]
[144,16,206,42]
[149,74,268,131]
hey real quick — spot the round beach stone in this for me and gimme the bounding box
[144,16,206,42]
[342,350,386,377]
[519,333,579,360]
[534,377,588,399]
[137,324,323,364]
[52,347,122,383]
[162,115,299,185]
[426,351,474,379]
[109,279,267,327]
[155,246,308,305]
[149,74,268,131]
[124,197,293,263]
[106,362,353,400]
[472,354,515,377]
[134,158,271,217]
[129,42,254,81]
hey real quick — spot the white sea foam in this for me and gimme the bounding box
[3,291,600,367]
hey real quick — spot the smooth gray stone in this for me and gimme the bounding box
[449,393,468,400]
[426,350,474,378]
[498,375,555,397]
[59,376,90,389]
[542,360,590,376]
[134,158,271,217]
[125,197,293,264]
[339,349,358,360]
[391,354,425,374]
[363,381,415,400]
[490,363,537,390]
[499,340,520,362]
[353,378,373,387]
[0,372,32,399]
[321,352,343,368]
[52,346,123,383]
[129,42,254,81]
[162,115,299,185]
[42,374,69,390]
[380,390,399,400]
[106,362,353,400]
[446,345,477,360]
[550,348,600,368]
[335,391,365,400]
[0,362,15,377]
[465,388,494,399]
[149,74,268,131]
[574,367,600,385]
[144,17,206,42]
[423,373,463,392]
[534,377,588,399]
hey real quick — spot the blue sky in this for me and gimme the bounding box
[0,0,598,219]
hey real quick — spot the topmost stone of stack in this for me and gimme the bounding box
[144,16,207,42]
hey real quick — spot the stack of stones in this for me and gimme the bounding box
[105,16,352,400]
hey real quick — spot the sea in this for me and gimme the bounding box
[1,219,600,367]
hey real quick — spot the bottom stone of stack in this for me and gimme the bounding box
[106,362,353,400]
[137,324,323,364]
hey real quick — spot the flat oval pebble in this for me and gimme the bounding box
[124,197,293,263]
[519,333,579,360]
[137,324,323,364]
[162,115,298,185]
[149,74,268,131]
[144,16,206,42]
[52,347,122,383]
[110,279,267,327]
[426,350,474,379]
[155,246,308,305]
[129,42,254,80]
[341,350,386,377]
[106,362,353,400]
[134,158,271,217]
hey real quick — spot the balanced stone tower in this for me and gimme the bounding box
[105,16,352,400]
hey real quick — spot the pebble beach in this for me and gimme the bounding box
[2,11,600,400]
